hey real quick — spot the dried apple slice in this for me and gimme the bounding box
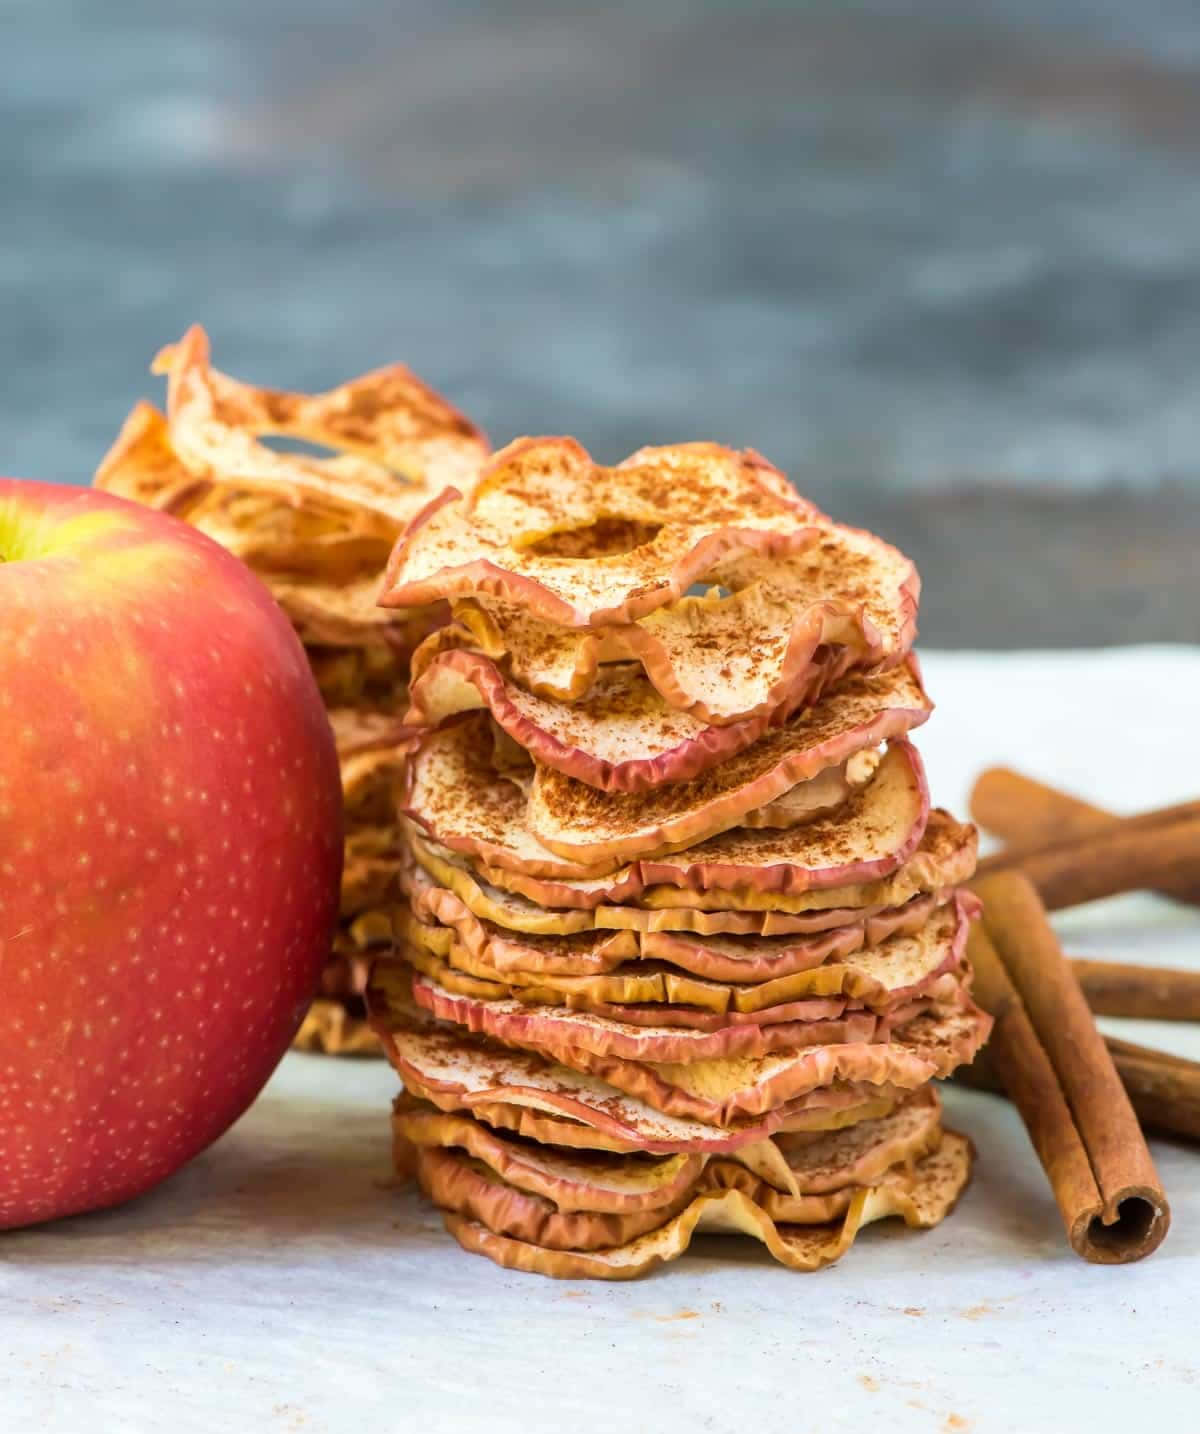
[155,324,488,510]
[403,825,956,941]
[398,954,983,1080]
[372,1011,914,1154]
[406,962,881,1062]
[94,401,210,511]
[403,708,881,879]
[395,1099,708,1211]
[379,437,822,625]
[536,1004,988,1125]
[525,666,931,866]
[442,1130,971,1279]
[438,519,917,728]
[398,891,970,1016]
[411,1089,945,1247]
[405,817,972,939]
[638,809,976,911]
[405,650,831,793]
[371,967,990,1128]
[461,1094,898,1156]
[399,1087,939,1212]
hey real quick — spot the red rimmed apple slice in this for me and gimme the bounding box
[380,437,821,625]
[525,664,931,867]
[441,1130,971,1279]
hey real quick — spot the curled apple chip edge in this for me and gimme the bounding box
[439,1129,972,1279]
[154,323,489,512]
[379,436,825,626]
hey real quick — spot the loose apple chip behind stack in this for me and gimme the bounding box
[369,437,991,1279]
[94,327,489,1053]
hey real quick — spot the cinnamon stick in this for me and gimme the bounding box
[1103,1038,1200,1143]
[974,811,1200,910]
[965,871,1169,1262]
[971,769,1200,906]
[962,1035,1200,1145]
[1072,959,1200,1021]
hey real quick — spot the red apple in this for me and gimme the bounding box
[0,479,343,1228]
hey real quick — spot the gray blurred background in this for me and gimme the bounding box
[5,0,1199,646]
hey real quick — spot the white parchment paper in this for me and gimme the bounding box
[4,647,1199,1434]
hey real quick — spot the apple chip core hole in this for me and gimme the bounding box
[525,519,662,559]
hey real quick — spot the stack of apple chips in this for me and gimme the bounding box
[93,325,489,1054]
[368,437,992,1278]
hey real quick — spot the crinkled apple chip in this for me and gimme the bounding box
[443,1129,971,1279]
[454,1093,898,1158]
[402,862,955,983]
[341,825,400,917]
[397,891,970,1023]
[397,1086,940,1213]
[154,324,488,514]
[395,957,983,1091]
[402,707,886,881]
[293,1000,379,1057]
[370,964,990,1126]
[405,648,886,797]
[395,1100,709,1213]
[638,809,976,912]
[379,437,821,626]
[404,961,882,1062]
[403,819,971,939]
[412,1093,944,1252]
[432,518,917,729]
[94,401,210,511]
[525,665,930,867]
[371,1010,914,1155]
[405,650,820,793]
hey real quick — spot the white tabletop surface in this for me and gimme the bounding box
[5,646,1200,1434]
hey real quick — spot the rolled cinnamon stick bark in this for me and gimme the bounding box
[966,871,1169,1262]
[970,769,1200,906]
[974,811,1200,910]
[963,1035,1200,1145]
[1103,1038,1200,1143]
[1072,959,1200,1021]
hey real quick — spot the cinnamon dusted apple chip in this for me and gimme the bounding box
[443,1130,971,1279]
[407,962,883,1062]
[397,1086,940,1212]
[371,1005,916,1155]
[369,967,989,1127]
[404,823,969,939]
[413,1101,945,1251]
[386,965,987,1111]
[394,1099,709,1212]
[432,518,917,727]
[396,890,970,1019]
[405,828,877,939]
[379,437,822,625]
[155,324,488,510]
[458,1094,899,1156]
[405,650,819,793]
[638,809,977,911]
[525,666,931,866]
[94,401,209,511]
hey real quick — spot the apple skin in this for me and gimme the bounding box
[0,479,343,1229]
